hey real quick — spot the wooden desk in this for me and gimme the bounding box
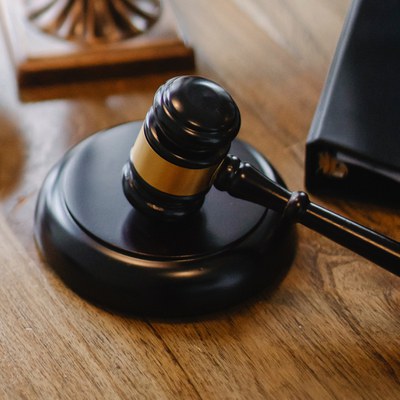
[0,1,399,398]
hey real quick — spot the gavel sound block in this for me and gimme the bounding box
[35,76,399,318]
[34,77,295,317]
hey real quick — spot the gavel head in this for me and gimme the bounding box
[123,76,241,219]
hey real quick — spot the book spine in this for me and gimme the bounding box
[305,0,362,191]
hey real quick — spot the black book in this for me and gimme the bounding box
[305,0,400,199]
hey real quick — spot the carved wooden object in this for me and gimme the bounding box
[0,0,194,87]
[26,0,162,44]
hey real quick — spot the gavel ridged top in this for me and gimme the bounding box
[143,76,241,168]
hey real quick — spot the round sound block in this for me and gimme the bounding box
[35,122,295,318]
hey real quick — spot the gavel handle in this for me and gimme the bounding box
[214,155,400,276]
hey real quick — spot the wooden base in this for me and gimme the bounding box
[0,0,194,87]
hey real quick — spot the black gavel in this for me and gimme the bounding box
[122,76,399,275]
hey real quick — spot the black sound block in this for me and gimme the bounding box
[34,122,296,318]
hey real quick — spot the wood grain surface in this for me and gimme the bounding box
[0,0,399,398]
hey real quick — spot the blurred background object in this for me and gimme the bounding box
[306,0,400,201]
[27,0,162,44]
[0,0,194,87]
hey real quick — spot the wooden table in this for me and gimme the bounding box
[0,1,399,398]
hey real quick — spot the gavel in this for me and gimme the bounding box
[35,75,399,317]
[122,76,399,275]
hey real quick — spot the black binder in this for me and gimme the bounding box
[305,0,400,199]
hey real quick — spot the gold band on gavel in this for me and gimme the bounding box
[130,128,219,197]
